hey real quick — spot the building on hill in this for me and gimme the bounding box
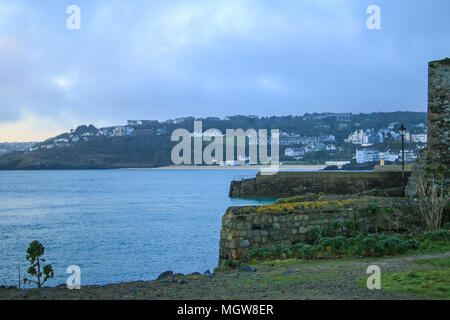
[356,149,380,164]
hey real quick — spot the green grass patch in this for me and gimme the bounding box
[415,256,450,268]
[381,269,450,300]
[235,270,338,287]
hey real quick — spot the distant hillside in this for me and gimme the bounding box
[0,142,36,156]
[0,112,427,170]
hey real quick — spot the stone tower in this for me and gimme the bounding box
[427,58,450,168]
[404,58,449,196]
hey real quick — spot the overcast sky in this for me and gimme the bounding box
[0,0,449,141]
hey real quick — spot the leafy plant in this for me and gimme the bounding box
[385,207,395,213]
[423,230,450,243]
[247,230,450,263]
[317,236,351,255]
[306,227,321,245]
[331,220,342,233]
[365,203,381,233]
[23,241,54,288]
[247,248,272,261]
[223,259,237,268]
[344,219,356,237]
[367,203,380,215]
[292,243,317,260]
[272,244,293,259]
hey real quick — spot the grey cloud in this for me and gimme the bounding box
[0,0,448,128]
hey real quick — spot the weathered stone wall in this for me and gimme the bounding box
[229,171,409,198]
[427,58,450,168]
[219,196,421,265]
[405,58,449,195]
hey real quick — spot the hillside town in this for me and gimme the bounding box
[282,121,427,164]
[0,113,428,168]
[0,142,37,156]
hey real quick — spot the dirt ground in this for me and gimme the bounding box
[1,251,449,300]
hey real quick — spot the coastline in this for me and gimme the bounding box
[123,165,327,170]
[3,250,448,300]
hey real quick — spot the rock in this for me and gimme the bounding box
[238,266,256,272]
[239,273,252,277]
[171,279,186,284]
[282,270,294,275]
[157,271,173,280]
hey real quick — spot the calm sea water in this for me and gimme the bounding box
[0,169,274,287]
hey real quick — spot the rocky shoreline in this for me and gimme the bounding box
[2,251,449,300]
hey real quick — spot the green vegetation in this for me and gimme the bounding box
[415,256,450,268]
[274,193,321,204]
[380,257,450,299]
[234,269,338,287]
[23,241,54,288]
[247,230,450,262]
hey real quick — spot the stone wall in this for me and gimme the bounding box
[219,196,421,265]
[427,58,450,168]
[405,58,449,195]
[229,171,409,198]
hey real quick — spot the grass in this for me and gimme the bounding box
[234,269,338,287]
[381,269,449,299]
[379,256,450,300]
[415,256,450,268]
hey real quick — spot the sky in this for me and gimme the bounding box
[0,0,449,142]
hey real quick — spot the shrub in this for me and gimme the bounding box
[404,239,420,250]
[331,220,343,233]
[344,219,356,237]
[247,248,272,261]
[23,241,54,288]
[246,231,445,262]
[423,230,450,243]
[411,165,448,232]
[367,203,380,215]
[317,236,351,255]
[355,234,411,256]
[292,243,317,260]
[306,227,321,245]
[223,259,237,268]
[272,244,293,259]
[321,220,343,238]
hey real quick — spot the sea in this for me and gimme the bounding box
[0,169,275,287]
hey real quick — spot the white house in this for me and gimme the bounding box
[356,149,380,164]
